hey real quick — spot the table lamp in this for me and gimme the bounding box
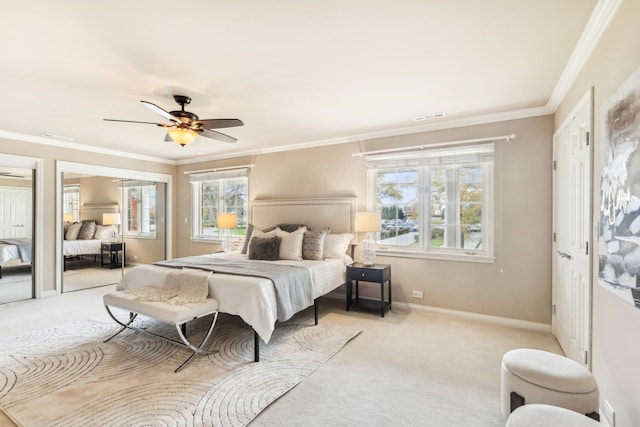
[355,211,381,266]
[217,212,238,252]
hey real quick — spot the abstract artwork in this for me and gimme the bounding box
[599,65,640,309]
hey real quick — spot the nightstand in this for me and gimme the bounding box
[346,262,391,317]
[101,242,125,269]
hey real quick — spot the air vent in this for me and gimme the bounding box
[413,112,447,121]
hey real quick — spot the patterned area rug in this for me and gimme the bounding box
[0,313,361,426]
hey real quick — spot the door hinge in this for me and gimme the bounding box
[553,160,557,170]
[553,232,556,242]
[584,350,589,365]
[586,131,590,146]
[552,304,556,315]
[585,241,589,255]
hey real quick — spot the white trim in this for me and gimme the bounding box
[0,130,173,165]
[547,0,623,111]
[409,303,552,334]
[183,164,254,175]
[0,154,43,299]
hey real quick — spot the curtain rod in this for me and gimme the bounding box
[352,134,516,158]
[183,164,255,175]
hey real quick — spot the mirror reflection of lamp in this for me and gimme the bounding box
[354,211,382,266]
[102,213,122,242]
[63,213,75,223]
[216,212,238,252]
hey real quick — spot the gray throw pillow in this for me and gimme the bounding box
[302,228,330,260]
[248,236,282,261]
[241,224,255,254]
[78,220,97,240]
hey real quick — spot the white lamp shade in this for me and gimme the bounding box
[63,213,75,222]
[102,213,121,226]
[354,211,382,232]
[217,212,238,229]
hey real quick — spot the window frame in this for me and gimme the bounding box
[366,143,495,263]
[63,184,80,222]
[120,182,157,239]
[190,169,249,243]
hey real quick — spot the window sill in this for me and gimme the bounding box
[375,247,495,263]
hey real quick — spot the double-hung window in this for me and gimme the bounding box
[366,143,494,261]
[121,181,157,238]
[190,169,248,241]
[63,184,80,222]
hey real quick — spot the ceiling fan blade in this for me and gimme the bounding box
[141,100,179,122]
[196,118,244,129]
[103,118,167,126]
[201,129,237,143]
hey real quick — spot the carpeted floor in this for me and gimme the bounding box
[0,287,563,426]
[0,312,360,426]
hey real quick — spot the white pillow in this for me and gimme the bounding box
[95,224,116,241]
[65,222,82,240]
[276,226,307,260]
[247,228,277,255]
[324,233,354,263]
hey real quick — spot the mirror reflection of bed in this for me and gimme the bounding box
[61,173,166,293]
[0,167,34,304]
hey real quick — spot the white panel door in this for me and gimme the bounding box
[0,187,32,238]
[552,93,592,367]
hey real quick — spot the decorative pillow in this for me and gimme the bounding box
[65,222,82,240]
[94,224,116,241]
[248,236,282,261]
[276,226,307,260]
[246,227,277,255]
[274,223,307,233]
[302,228,330,260]
[324,233,354,261]
[240,224,255,254]
[78,220,97,240]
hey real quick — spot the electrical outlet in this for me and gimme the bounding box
[603,399,615,426]
[412,290,424,299]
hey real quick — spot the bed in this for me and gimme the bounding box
[63,221,117,269]
[114,196,357,360]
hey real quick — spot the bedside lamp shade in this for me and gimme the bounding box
[63,213,75,223]
[355,211,381,266]
[102,213,121,226]
[216,212,238,229]
[217,212,238,252]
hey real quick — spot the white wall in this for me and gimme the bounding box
[555,1,640,424]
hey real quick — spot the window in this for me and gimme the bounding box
[190,169,249,241]
[121,181,157,238]
[63,184,80,222]
[367,143,494,260]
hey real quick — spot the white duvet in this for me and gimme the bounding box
[117,252,348,343]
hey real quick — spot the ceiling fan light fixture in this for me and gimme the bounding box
[167,128,198,146]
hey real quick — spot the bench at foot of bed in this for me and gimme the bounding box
[103,288,219,373]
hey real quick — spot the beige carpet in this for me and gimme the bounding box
[0,312,361,427]
[0,287,563,426]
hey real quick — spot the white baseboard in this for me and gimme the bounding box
[323,291,551,334]
[408,303,552,333]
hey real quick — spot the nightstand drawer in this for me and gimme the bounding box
[348,267,383,282]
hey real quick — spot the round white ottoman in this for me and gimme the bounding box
[506,404,601,427]
[501,348,599,420]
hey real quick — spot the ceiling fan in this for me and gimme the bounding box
[104,95,243,146]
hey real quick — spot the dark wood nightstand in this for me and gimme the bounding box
[346,262,391,317]
[101,242,125,269]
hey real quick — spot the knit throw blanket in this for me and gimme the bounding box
[131,268,212,305]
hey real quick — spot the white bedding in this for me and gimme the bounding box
[117,252,348,343]
[63,239,102,256]
[0,244,22,266]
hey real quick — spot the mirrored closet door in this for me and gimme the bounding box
[0,166,35,304]
[60,171,167,293]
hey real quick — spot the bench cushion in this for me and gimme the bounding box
[104,288,219,325]
[506,404,601,427]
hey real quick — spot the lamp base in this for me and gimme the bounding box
[359,233,376,266]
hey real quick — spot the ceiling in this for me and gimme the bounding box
[1,0,603,164]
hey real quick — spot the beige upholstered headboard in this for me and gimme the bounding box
[250,197,357,234]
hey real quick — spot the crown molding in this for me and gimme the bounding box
[547,0,623,112]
